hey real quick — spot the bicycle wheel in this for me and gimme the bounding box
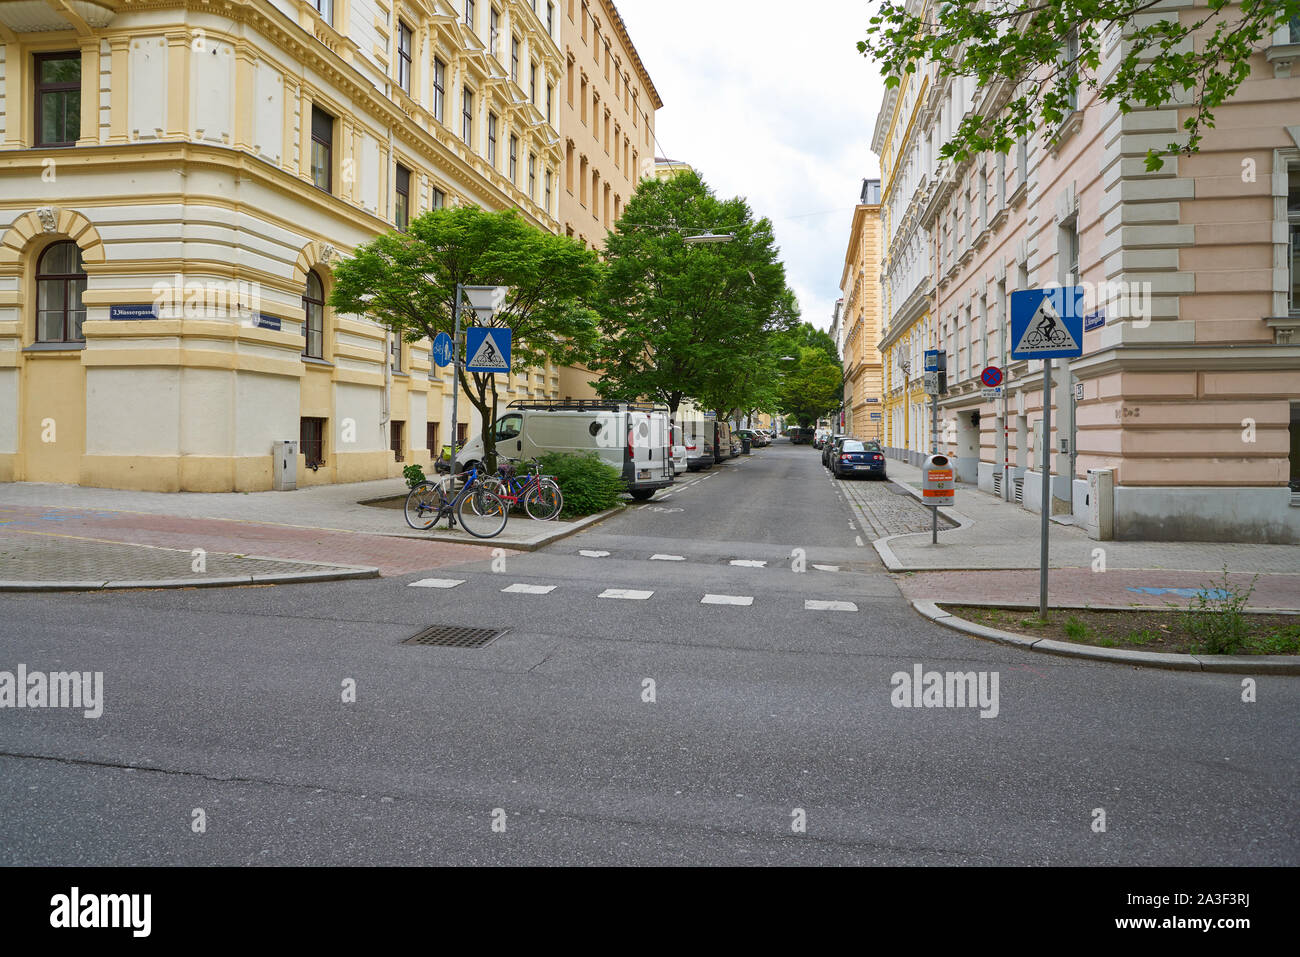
[524,481,564,521]
[456,487,509,538]
[403,481,446,530]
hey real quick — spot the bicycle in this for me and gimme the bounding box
[1025,323,1068,348]
[402,465,509,539]
[480,459,564,521]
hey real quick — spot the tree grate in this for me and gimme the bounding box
[402,625,506,648]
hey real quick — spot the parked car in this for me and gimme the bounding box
[683,419,715,470]
[812,429,830,449]
[822,434,851,468]
[790,427,816,445]
[832,439,888,480]
[669,423,688,476]
[736,428,766,448]
[715,421,738,460]
[455,399,673,501]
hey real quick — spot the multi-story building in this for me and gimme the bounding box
[555,0,660,399]
[1,0,567,491]
[838,178,884,440]
[873,2,1300,543]
[874,49,937,466]
[654,156,692,181]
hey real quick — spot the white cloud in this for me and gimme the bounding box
[615,0,885,331]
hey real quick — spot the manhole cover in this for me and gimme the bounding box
[402,625,505,648]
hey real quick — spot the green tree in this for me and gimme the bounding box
[860,0,1300,171]
[330,207,602,470]
[775,321,838,364]
[777,346,844,427]
[589,171,798,417]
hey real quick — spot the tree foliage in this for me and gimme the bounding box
[588,171,798,417]
[329,207,602,469]
[860,0,1300,170]
[777,346,845,427]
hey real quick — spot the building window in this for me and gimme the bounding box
[1060,217,1080,285]
[529,152,537,199]
[511,36,520,82]
[530,63,538,104]
[310,106,333,192]
[390,331,402,373]
[397,21,413,93]
[427,422,440,459]
[391,420,406,462]
[488,112,498,166]
[312,0,333,26]
[580,77,588,123]
[395,163,410,231]
[300,417,326,469]
[34,52,81,148]
[544,169,553,214]
[462,88,474,146]
[457,422,468,446]
[566,59,574,105]
[546,82,553,124]
[432,186,446,209]
[36,241,86,343]
[490,7,500,57]
[547,2,555,34]
[509,134,518,183]
[432,58,446,123]
[1063,28,1080,112]
[1288,168,1300,315]
[464,0,475,30]
[302,271,325,359]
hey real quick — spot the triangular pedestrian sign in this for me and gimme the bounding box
[465,327,511,372]
[1013,295,1081,356]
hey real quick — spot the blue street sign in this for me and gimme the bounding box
[1010,286,1084,360]
[924,349,940,372]
[109,304,158,320]
[464,327,511,373]
[432,331,454,367]
[1084,308,1106,332]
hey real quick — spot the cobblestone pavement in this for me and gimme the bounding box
[828,468,955,539]
[0,504,504,579]
[894,567,1300,612]
[0,535,352,584]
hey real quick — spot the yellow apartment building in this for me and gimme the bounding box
[838,179,885,440]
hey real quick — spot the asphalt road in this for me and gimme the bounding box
[0,444,1295,865]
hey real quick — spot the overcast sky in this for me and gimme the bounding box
[616,0,885,332]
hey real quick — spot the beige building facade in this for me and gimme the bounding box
[874,1,1300,543]
[838,179,885,441]
[0,0,573,491]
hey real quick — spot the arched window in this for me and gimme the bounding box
[302,271,324,359]
[36,241,86,342]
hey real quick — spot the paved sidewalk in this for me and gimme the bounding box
[879,458,1300,575]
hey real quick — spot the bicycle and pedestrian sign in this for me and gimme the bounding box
[1010,287,1084,360]
[432,332,454,367]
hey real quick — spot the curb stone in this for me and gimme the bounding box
[2,564,379,593]
[380,506,624,552]
[911,599,1300,674]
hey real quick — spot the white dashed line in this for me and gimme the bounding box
[408,578,465,588]
[650,554,686,561]
[812,564,841,572]
[599,588,654,600]
[855,536,865,547]
[701,594,754,606]
[579,550,610,558]
[501,583,557,594]
[729,560,767,568]
[804,600,858,612]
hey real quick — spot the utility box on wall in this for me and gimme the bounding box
[273,440,298,491]
[1085,468,1114,540]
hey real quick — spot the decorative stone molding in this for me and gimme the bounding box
[36,207,59,233]
[0,208,106,271]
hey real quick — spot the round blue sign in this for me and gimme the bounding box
[432,332,454,367]
[980,366,1003,388]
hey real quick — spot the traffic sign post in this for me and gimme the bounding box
[432,332,454,367]
[1011,286,1085,618]
[449,285,510,473]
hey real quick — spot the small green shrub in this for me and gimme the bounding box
[536,451,624,518]
[1019,617,1048,629]
[402,463,427,489]
[1063,616,1089,640]
[1184,564,1258,655]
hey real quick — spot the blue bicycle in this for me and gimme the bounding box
[402,466,509,538]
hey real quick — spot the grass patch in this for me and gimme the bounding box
[941,605,1298,656]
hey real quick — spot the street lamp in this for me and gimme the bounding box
[682,232,735,244]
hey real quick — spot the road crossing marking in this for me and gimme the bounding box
[579,550,610,557]
[599,588,653,600]
[650,554,686,561]
[701,594,753,606]
[729,560,767,568]
[502,583,557,594]
[812,564,840,572]
[408,578,465,588]
[804,600,858,612]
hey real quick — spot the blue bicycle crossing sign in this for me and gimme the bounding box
[464,327,511,373]
[1010,287,1084,360]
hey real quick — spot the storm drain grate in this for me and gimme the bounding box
[402,625,505,648]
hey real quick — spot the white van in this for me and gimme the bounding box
[454,400,673,500]
[669,423,688,475]
[682,418,715,470]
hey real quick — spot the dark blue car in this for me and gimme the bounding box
[832,439,887,480]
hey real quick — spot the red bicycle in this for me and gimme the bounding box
[480,459,564,521]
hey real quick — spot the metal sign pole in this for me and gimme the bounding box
[1039,359,1052,618]
[450,283,463,480]
[931,394,940,543]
